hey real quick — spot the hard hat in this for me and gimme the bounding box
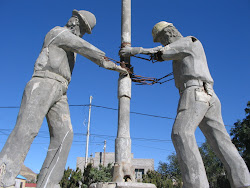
[72,9,96,34]
[152,21,173,42]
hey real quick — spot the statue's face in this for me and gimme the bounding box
[66,17,82,37]
[158,32,171,46]
[158,28,180,46]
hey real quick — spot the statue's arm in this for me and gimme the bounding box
[119,46,162,57]
[157,38,192,61]
[158,45,184,61]
[119,38,191,62]
[57,31,128,74]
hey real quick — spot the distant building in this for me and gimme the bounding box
[20,164,37,183]
[15,175,26,188]
[77,152,154,181]
[25,183,37,188]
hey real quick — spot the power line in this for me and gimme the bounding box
[0,104,175,120]
[132,143,174,151]
[0,106,20,108]
[0,104,235,126]
[0,131,174,143]
[69,104,89,107]
[91,105,175,120]
[90,133,203,144]
[0,131,9,136]
[90,133,173,143]
[0,129,226,144]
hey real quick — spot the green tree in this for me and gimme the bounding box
[60,167,82,188]
[199,141,229,188]
[165,153,181,181]
[142,153,182,188]
[157,161,168,176]
[60,164,113,188]
[143,170,174,188]
[82,163,112,187]
[157,153,182,186]
[230,101,250,169]
[155,142,231,188]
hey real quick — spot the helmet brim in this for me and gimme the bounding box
[152,21,173,43]
[72,9,92,34]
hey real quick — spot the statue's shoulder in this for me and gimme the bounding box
[171,37,196,48]
[47,26,67,35]
[185,36,199,43]
[44,26,70,45]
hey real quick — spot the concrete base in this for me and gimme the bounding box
[90,182,156,188]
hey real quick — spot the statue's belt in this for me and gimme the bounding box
[32,70,69,87]
[179,79,213,94]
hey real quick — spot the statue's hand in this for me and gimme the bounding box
[119,46,132,57]
[118,66,129,75]
[119,47,142,57]
[99,58,128,75]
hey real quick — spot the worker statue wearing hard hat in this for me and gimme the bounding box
[0,10,128,188]
[120,21,250,188]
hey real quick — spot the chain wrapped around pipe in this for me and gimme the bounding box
[105,56,173,85]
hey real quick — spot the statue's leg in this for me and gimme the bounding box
[199,93,250,188]
[0,77,60,187]
[37,95,73,188]
[171,86,210,188]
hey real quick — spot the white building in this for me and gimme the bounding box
[77,152,154,181]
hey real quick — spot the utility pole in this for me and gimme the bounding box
[113,0,134,183]
[103,140,106,166]
[86,2,157,188]
[90,153,94,165]
[85,96,93,168]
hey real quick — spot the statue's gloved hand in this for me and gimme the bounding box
[119,47,143,57]
[117,66,129,75]
[100,58,128,75]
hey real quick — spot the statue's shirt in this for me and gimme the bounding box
[160,36,213,89]
[34,26,105,83]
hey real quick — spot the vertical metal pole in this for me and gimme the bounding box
[113,0,134,182]
[85,96,93,168]
[103,140,106,166]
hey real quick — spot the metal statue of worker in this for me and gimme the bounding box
[120,21,250,188]
[0,10,128,188]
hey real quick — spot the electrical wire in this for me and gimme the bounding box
[0,104,174,120]
[0,104,235,126]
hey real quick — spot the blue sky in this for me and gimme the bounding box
[0,0,249,173]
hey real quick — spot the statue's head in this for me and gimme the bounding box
[152,21,182,46]
[66,10,96,37]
